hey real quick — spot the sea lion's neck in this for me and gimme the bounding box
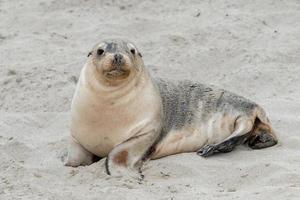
[83,63,151,104]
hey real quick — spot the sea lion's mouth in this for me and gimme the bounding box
[103,67,130,79]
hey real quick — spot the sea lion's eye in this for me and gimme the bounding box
[130,49,135,55]
[97,48,104,56]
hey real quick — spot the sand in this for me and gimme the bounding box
[1,0,300,199]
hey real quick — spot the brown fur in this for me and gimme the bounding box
[113,150,128,166]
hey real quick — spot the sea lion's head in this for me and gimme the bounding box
[87,39,144,86]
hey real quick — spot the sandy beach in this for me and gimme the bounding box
[1,0,300,199]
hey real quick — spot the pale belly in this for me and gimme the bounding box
[70,101,160,158]
[72,125,127,157]
[71,115,155,157]
[152,112,236,159]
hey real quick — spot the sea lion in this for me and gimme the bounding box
[65,39,278,179]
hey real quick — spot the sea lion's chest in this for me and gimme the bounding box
[70,81,162,157]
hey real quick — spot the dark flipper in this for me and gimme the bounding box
[247,118,278,149]
[197,133,250,157]
[247,130,278,149]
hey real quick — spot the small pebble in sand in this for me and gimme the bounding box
[241,174,248,178]
[69,169,79,176]
[227,188,237,192]
[262,20,268,25]
[7,69,17,76]
[168,186,177,193]
[160,171,170,177]
[33,173,42,178]
[122,183,134,189]
[0,34,6,40]
[69,75,78,84]
[16,77,22,83]
[3,78,11,85]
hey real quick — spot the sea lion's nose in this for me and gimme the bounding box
[113,53,124,65]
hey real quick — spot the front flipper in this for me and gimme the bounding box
[197,117,253,157]
[105,130,159,181]
[65,136,98,167]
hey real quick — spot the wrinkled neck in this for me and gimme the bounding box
[83,62,150,103]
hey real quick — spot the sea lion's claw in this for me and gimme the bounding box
[197,145,215,157]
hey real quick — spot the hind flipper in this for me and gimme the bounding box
[197,133,250,157]
[198,116,253,157]
[247,119,278,149]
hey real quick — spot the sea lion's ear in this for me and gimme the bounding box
[138,52,142,57]
[87,51,92,57]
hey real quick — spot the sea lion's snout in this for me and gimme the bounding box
[100,52,131,80]
[103,52,130,78]
[113,53,124,66]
